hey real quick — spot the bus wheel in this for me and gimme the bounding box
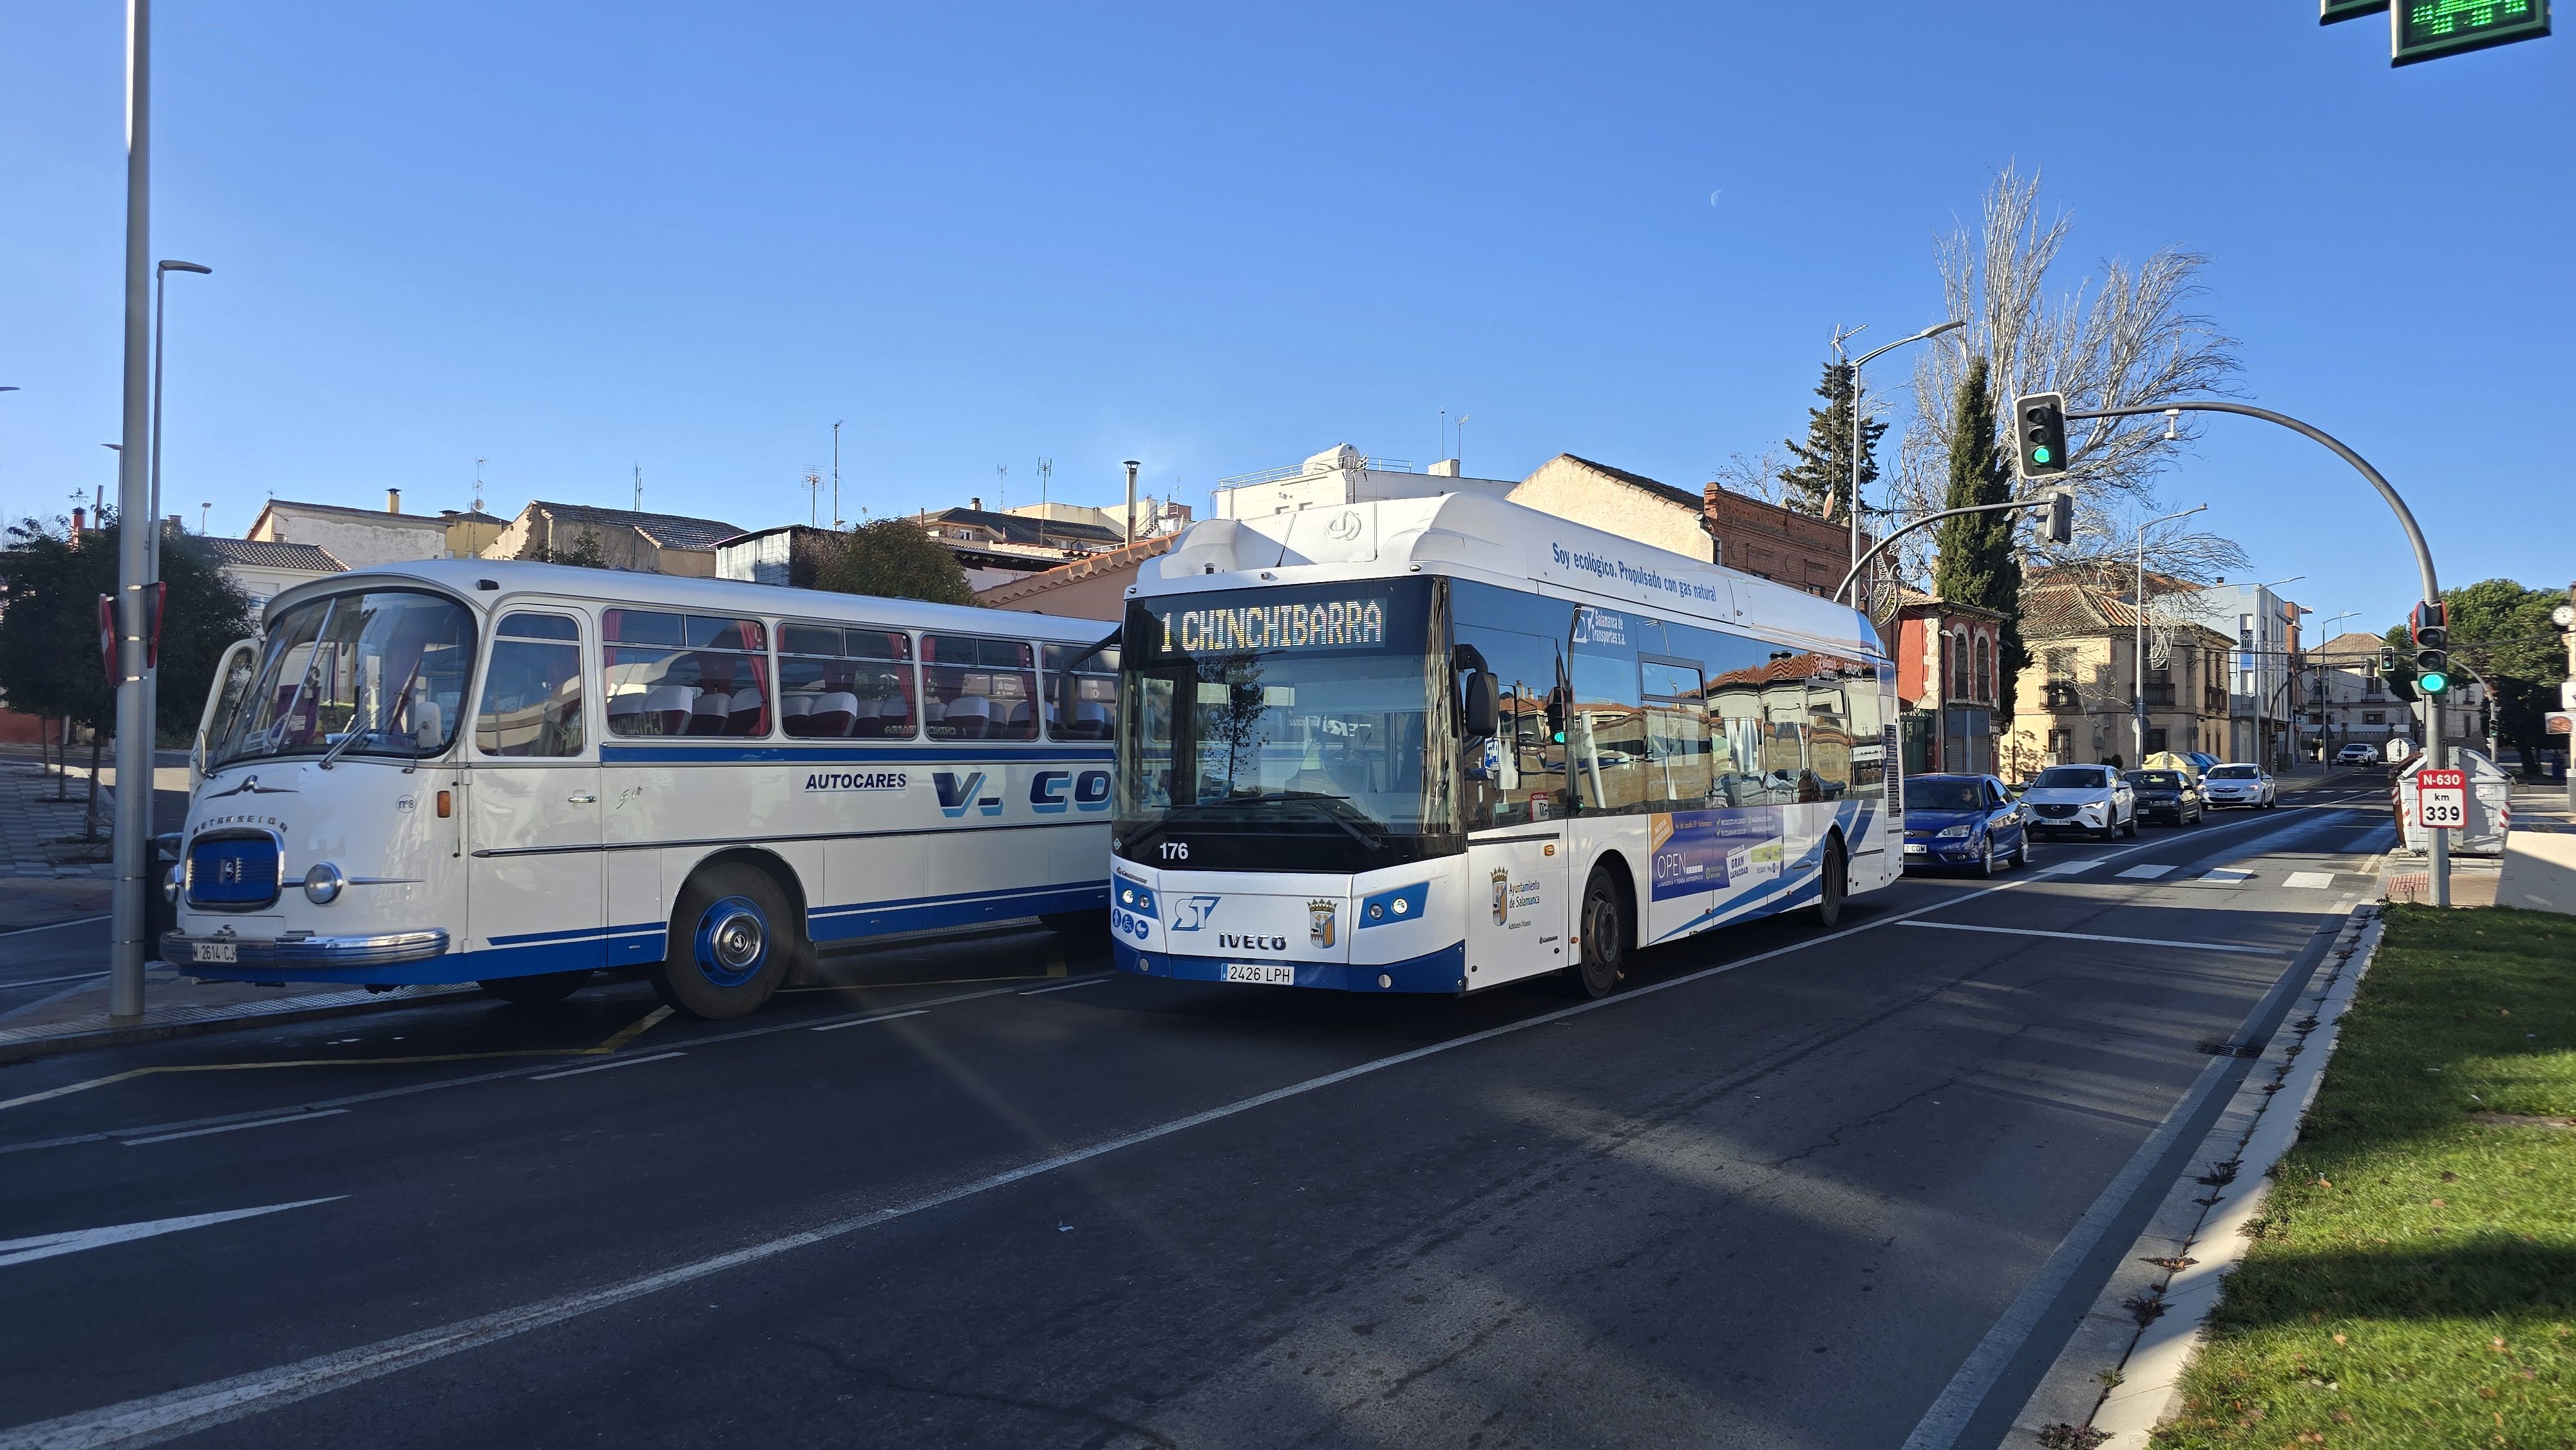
[1814,837,1848,928]
[478,970,592,1006]
[1569,867,1627,999]
[1038,909,1111,939]
[652,865,796,1019]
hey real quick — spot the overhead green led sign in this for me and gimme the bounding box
[2320,0,2389,22]
[2394,0,2551,63]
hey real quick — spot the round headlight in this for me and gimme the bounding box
[303,862,345,905]
[163,863,184,903]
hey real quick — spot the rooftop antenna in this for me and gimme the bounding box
[831,421,844,529]
[1036,457,1052,549]
[994,463,1007,513]
[473,458,486,516]
[803,467,824,527]
[632,463,643,513]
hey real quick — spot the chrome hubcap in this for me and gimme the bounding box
[710,910,764,970]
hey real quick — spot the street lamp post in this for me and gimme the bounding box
[108,0,156,1021]
[1844,321,1964,592]
[2132,504,2208,766]
[2306,608,2359,766]
[150,261,211,579]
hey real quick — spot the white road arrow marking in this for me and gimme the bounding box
[0,1198,343,1270]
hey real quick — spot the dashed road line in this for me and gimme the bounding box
[1019,975,1115,995]
[527,1051,686,1082]
[810,1009,928,1034]
[1897,920,2292,956]
[0,1198,344,1269]
[122,1110,350,1145]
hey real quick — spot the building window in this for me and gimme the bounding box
[1949,630,1970,701]
[1973,633,1992,702]
[2147,728,2168,753]
[2365,711,2385,726]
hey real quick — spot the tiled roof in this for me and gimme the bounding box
[255,498,449,526]
[1553,455,1705,513]
[2022,581,2233,647]
[198,538,346,572]
[924,508,1125,549]
[974,535,1175,605]
[534,502,746,552]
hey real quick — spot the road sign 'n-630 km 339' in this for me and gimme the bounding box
[2417,767,2467,829]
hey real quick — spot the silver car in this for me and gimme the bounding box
[2020,764,2138,840]
[2202,763,2276,809]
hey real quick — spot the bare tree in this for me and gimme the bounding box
[1893,164,2243,589]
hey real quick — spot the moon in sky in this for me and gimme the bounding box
[1709,189,1723,205]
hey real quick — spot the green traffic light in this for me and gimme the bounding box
[2032,447,2052,464]
[2418,671,2449,695]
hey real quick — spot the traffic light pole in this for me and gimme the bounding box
[2065,399,2448,907]
[1832,496,2059,608]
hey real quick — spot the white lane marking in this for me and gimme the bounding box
[0,809,2352,1448]
[0,1198,344,1270]
[2198,869,2253,884]
[526,1051,685,1081]
[2284,872,2336,889]
[0,916,111,941]
[809,1008,928,1033]
[2116,864,2175,880]
[1019,977,1113,996]
[1898,920,2289,956]
[121,1111,351,1146]
[0,971,111,990]
[2032,860,2095,876]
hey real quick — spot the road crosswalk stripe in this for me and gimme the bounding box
[1897,920,2291,956]
[2116,864,2175,880]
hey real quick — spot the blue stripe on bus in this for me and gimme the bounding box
[175,881,1110,988]
[1112,940,1468,995]
[600,744,1113,765]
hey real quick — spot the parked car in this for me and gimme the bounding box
[1901,773,2031,876]
[2021,764,2137,841]
[2202,762,2277,809]
[2334,742,2380,767]
[2125,769,2205,825]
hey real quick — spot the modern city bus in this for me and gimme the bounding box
[1107,490,1899,998]
[162,560,1120,1018]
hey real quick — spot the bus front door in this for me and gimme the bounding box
[464,610,605,977]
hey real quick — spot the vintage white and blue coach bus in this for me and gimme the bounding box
[1107,492,1899,998]
[162,560,1119,1017]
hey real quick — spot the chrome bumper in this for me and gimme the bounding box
[161,928,451,969]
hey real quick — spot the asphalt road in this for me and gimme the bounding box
[0,778,2396,1450]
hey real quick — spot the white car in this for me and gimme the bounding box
[2020,764,2137,841]
[2202,762,2276,809]
[2334,743,2380,767]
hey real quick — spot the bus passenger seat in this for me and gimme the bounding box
[688,693,730,736]
[726,688,766,735]
[780,695,816,736]
[809,692,857,737]
[942,695,992,739]
[1073,700,1112,739]
[643,685,697,737]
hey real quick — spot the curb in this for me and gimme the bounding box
[0,983,480,1066]
[2013,903,2385,1446]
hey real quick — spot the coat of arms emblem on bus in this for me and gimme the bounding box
[1307,899,1338,948]
[1491,869,1510,926]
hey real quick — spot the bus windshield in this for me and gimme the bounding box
[1115,579,1453,872]
[214,589,475,769]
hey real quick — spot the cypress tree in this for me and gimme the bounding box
[1931,358,2030,724]
[1777,361,1885,522]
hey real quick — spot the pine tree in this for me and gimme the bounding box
[1931,358,2030,725]
[1777,360,1886,522]
[818,519,977,606]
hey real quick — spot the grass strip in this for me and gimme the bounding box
[2154,905,2576,1448]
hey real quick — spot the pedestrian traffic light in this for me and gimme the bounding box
[2013,393,2069,481]
[2041,489,2074,545]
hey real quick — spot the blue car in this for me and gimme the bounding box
[1901,773,2032,876]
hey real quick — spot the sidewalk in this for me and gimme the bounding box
[0,762,118,932]
[2496,777,2576,914]
[0,965,475,1064]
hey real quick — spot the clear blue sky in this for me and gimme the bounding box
[3,3,2567,639]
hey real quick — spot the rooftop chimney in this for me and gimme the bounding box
[971,496,981,513]
[70,507,86,541]
[386,487,402,514]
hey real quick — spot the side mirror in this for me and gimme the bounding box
[1463,671,1501,739]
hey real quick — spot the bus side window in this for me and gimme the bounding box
[1453,623,1566,829]
[1640,659,1712,805]
[923,634,1038,741]
[1806,677,1853,798]
[779,623,915,739]
[1761,659,1815,802]
[1043,642,1119,741]
[477,612,585,758]
[603,610,772,739]
[1568,614,1645,814]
